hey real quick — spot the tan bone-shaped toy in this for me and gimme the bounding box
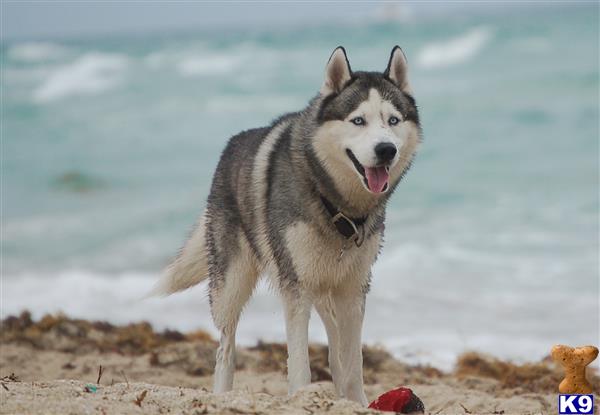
[551,344,598,394]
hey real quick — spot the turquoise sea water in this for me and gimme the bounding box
[3,4,599,369]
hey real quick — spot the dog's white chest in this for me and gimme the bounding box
[284,222,380,292]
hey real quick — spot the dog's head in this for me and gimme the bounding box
[312,46,421,204]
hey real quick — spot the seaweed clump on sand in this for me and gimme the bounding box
[247,341,335,381]
[247,341,444,385]
[0,311,216,355]
[455,351,600,394]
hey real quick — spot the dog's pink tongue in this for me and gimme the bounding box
[365,166,389,193]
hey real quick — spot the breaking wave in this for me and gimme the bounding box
[177,54,242,77]
[33,53,129,102]
[417,26,493,69]
[203,95,302,113]
[1,269,282,344]
[8,41,69,62]
[4,234,598,372]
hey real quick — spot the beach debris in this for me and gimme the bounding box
[120,370,129,388]
[0,373,20,391]
[96,365,104,384]
[0,311,215,356]
[149,351,159,366]
[1,373,19,383]
[248,340,408,383]
[551,344,599,394]
[190,398,209,413]
[84,384,98,393]
[134,390,148,407]
[368,387,424,413]
[455,351,566,392]
[459,403,472,414]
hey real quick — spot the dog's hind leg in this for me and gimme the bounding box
[315,297,343,398]
[210,237,259,394]
[281,288,312,395]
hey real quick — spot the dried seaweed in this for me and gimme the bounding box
[455,351,600,393]
[0,311,215,355]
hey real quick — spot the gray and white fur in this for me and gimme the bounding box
[151,46,421,406]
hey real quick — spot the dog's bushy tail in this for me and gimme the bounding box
[147,214,209,297]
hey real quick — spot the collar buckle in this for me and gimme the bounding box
[319,194,366,247]
[331,212,364,247]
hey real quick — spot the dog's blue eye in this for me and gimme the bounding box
[389,116,400,126]
[350,117,365,126]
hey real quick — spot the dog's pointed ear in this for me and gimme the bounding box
[384,46,412,95]
[321,46,352,95]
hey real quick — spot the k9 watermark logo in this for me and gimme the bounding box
[558,395,594,415]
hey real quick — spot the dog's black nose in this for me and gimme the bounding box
[375,142,397,163]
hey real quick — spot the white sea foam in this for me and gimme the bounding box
[4,253,597,371]
[203,95,302,113]
[33,53,129,102]
[177,54,242,77]
[417,26,493,69]
[8,42,69,62]
[144,51,169,69]
[372,3,414,23]
[1,270,284,344]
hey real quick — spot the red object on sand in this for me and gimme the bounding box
[368,387,425,413]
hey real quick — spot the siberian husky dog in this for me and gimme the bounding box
[151,46,421,405]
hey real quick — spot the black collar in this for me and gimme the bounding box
[320,195,366,245]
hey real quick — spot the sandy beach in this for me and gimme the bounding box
[1,311,597,414]
[4,6,599,414]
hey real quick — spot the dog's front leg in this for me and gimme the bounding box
[335,288,368,406]
[282,289,312,395]
[315,297,343,398]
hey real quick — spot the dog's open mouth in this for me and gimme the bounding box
[346,149,389,194]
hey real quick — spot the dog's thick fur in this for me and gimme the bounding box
[151,46,421,405]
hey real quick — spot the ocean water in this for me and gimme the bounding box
[3,5,599,370]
